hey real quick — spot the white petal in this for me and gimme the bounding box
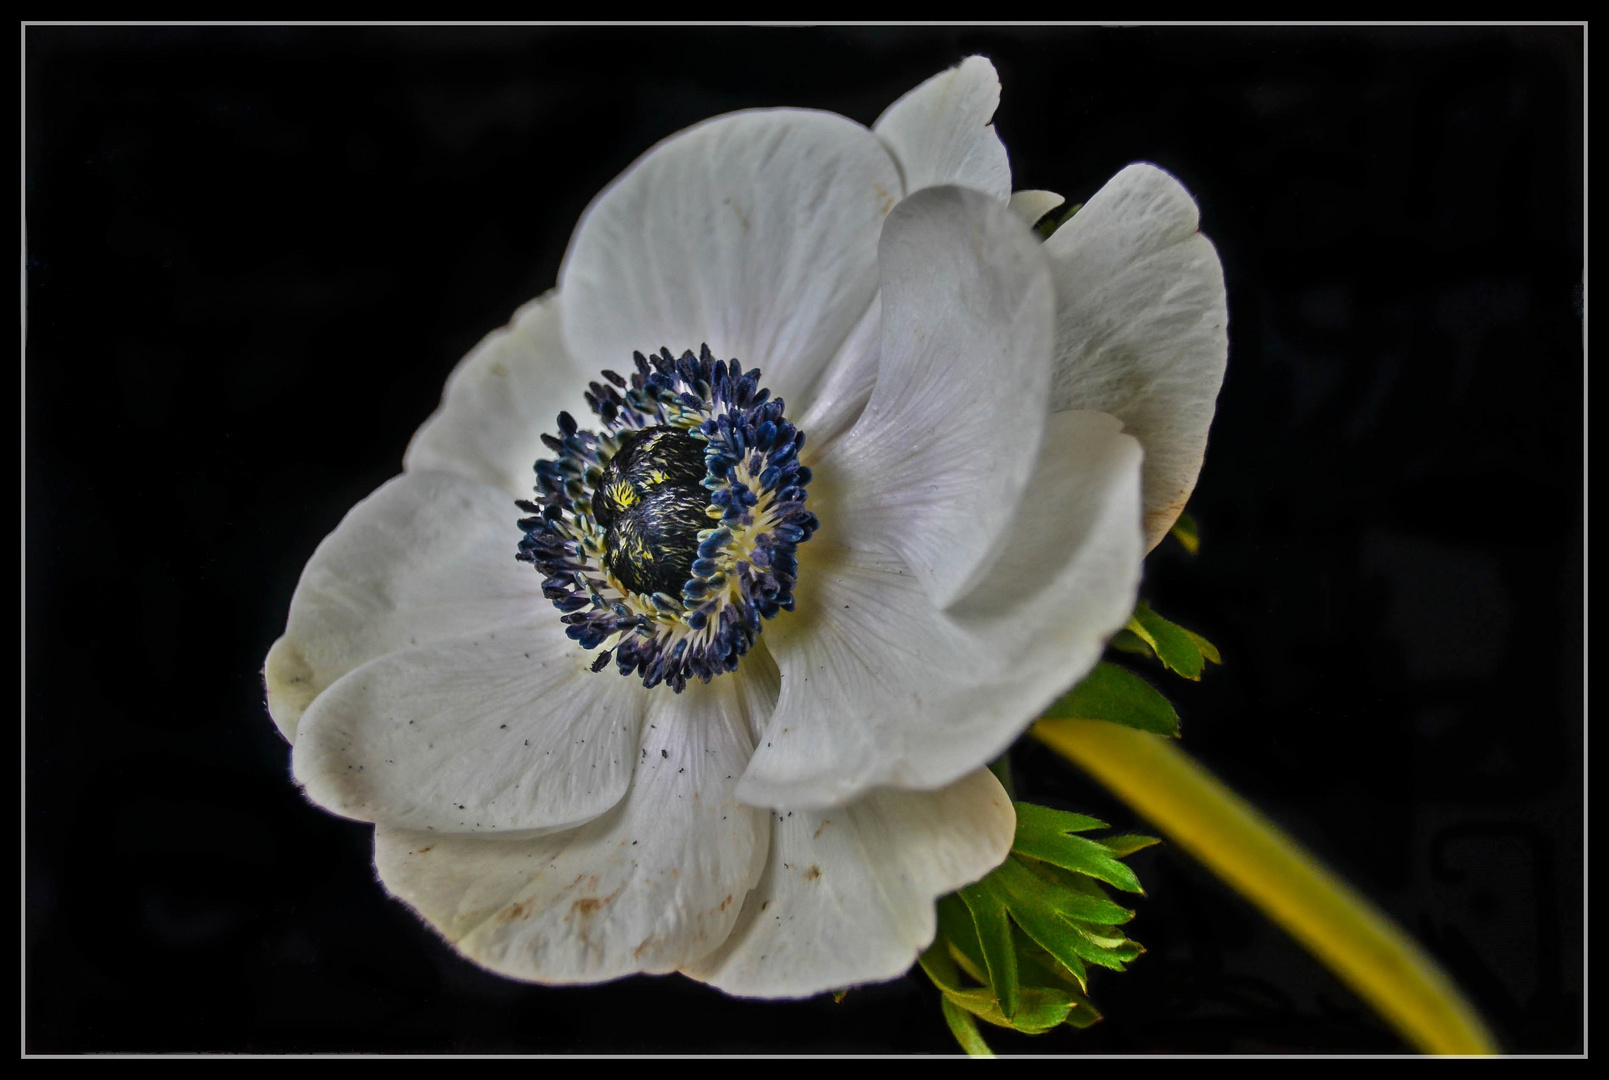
[403,292,593,501]
[1007,188,1065,228]
[873,55,1012,201]
[1044,163,1229,549]
[263,471,545,743]
[791,293,881,460]
[558,109,902,419]
[372,668,771,984]
[831,184,1054,610]
[683,768,1013,998]
[740,410,1143,810]
[292,618,648,835]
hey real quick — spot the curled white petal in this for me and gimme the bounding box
[292,618,647,836]
[742,410,1144,810]
[1007,188,1065,229]
[264,471,547,743]
[832,183,1055,611]
[874,55,1012,201]
[371,662,773,984]
[1045,162,1229,549]
[683,767,1014,998]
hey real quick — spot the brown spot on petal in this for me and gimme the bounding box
[497,900,535,923]
[568,884,625,930]
[803,865,821,882]
[812,820,832,839]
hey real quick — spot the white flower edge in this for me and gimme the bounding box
[1045,162,1229,550]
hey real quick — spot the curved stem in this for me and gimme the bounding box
[1031,718,1498,1055]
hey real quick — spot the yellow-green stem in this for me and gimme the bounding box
[1032,718,1498,1055]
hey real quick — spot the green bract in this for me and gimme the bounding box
[921,802,1157,1050]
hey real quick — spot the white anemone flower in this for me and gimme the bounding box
[262,57,1227,998]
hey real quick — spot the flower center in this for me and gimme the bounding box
[591,427,709,598]
[517,346,816,692]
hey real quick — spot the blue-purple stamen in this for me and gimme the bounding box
[516,345,817,693]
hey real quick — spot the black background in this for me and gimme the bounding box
[25,26,1583,1054]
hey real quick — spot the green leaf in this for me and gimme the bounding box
[1013,804,1147,894]
[1041,662,1180,736]
[1015,931,1090,995]
[1006,857,1135,925]
[919,935,967,993]
[1127,600,1221,680]
[1064,923,1145,970]
[1127,601,1204,680]
[935,893,988,984]
[993,890,1090,989]
[943,984,1080,1036]
[1170,510,1200,555]
[1107,627,1156,659]
[922,936,1077,1038]
[1014,801,1107,837]
[1034,200,1083,239]
[958,878,1020,1020]
[940,995,995,1057]
[1182,626,1222,665]
[924,801,1153,1046]
[1097,833,1162,858]
[1063,1001,1103,1029]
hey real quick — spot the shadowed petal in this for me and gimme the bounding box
[1007,188,1065,229]
[264,471,546,743]
[741,410,1143,810]
[1045,163,1229,549]
[874,56,1012,201]
[830,184,1055,611]
[683,768,1013,998]
[292,618,648,835]
[371,663,774,983]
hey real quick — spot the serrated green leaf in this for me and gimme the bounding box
[1108,627,1156,658]
[1012,822,1146,894]
[919,935,966,992]
[1170,510,1200,555]
[927,800,1154,1046]
[1006,857,1135,925]
[1064,1001,1103,1029]
[959,878,1020,1020]
[1097,833,1162,858]
[1182,625,1222,665]
[1041,662,1180,736]
[1068,922,1133,950]
[943,985,1079,1035]
[1014,801,1107,837]
[924,934,1079,1037]
[994,890,1091,991]
[936,893,988,984]
[1015,931,1090,995]
[940,995,995,1056]
[1128,601,1205,680]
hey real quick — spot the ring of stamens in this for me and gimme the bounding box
[517,345,816,692]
